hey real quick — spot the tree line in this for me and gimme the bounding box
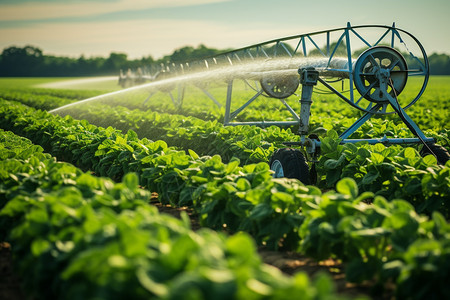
[0,45,224,77]
[0,44,449,77]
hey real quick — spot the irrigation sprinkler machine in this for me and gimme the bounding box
[121,23,448,183]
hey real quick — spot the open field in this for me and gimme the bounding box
[0,76,449,299]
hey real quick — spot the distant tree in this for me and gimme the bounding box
[169,46,195,63]
[43,55,74,76]
[103,52,128,73]
[0,45,44,76]
[76,55,91,75]
[139,56,154,65]
[428,53,450,75]
[163,44,222,63]
[190,44,222,60]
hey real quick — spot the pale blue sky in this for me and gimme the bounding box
[0,0,448,59]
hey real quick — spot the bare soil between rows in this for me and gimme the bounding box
[0,200,394,300]
[0,242,26,300]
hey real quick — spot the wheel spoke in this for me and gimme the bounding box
[368,54,380,68]
[390,69,422,73]
[389,58,401,71]
[356,80,377,102]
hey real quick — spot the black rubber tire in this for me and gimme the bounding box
[420,143,450,165]
[269,148,311,184]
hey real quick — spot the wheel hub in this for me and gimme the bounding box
[353,46,408,103]
[270,159,284,177]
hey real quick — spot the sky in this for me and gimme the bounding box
[0,0,449,60]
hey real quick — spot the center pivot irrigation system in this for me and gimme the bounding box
[120,23,448,183]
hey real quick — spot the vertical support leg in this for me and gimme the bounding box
[298,68,319,136]
[168,91,176,107]
[177,84,185,109]
[224,80,233,125]
[143,91,155,105]
[299,85,313,135]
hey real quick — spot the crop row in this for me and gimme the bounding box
[0,86,299,165]
[1,128,345,300]
[0,99,313,248]
[42,82,450,157]
[317,130,450,218]
[0,87,101,111]
[2,76,449,140]
[47,99,450,218]
[2,82,449,161]
[2,98,449,218]
[56,97,450,158]
[54,102,295,165]
[1,99,449,298]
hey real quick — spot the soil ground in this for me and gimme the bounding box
[0,199,395,300]
[0,242,26,300]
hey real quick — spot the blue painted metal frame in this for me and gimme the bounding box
[130,23,433,147]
